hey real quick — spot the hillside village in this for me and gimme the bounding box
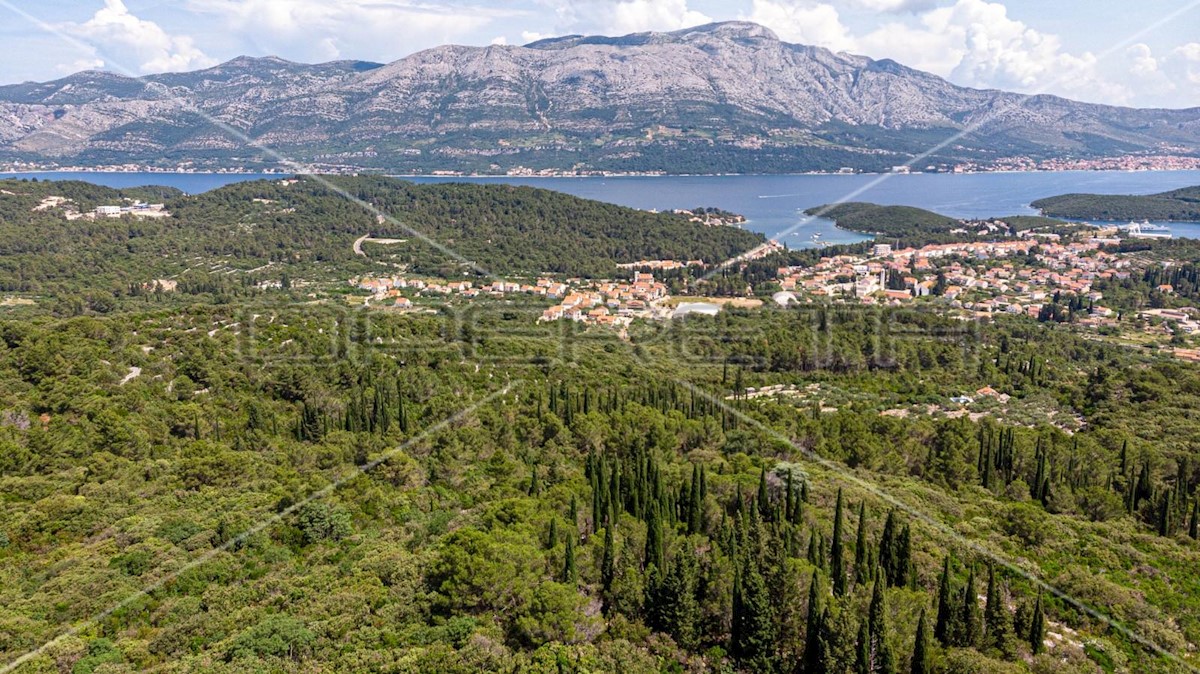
[777,237,1136,319]
[352,271,672,327]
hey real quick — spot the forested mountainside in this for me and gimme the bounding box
[1,22,1198,174]
[1032,186,1200,221]
[0,175,762,293]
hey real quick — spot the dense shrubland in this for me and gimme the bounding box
[1,301,1199,673]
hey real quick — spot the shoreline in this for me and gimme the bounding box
[4,166,1200,179]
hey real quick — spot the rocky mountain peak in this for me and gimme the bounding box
[674,21,781,43]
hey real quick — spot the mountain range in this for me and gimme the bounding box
[1,21,1198,174]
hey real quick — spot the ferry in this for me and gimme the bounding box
[1120,220,1172,239]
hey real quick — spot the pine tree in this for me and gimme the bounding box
[934,556,956,646]
[911,609,932,674]
[831,488,847,597]
[1029,594,1046,655]
[961,567,982,648]
[562,533,577,584]
[984,563,1014,656]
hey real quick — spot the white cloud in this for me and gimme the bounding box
[1172,43,1200,91]
[837,0,934,11]
[64,0,216,74]
[741,0,1150,105]
[57,58,106,75]
[1177,43,1200,62]
[745,0,855,52]
[188,0,508,62]
[1127,44,1158,77]
[534,0,710,36]
[521,30,555,43]
[608,0,711,34]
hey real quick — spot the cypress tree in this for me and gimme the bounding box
[645,502,665,573]
[785,471,796,523]
[687,464,703,535]
[934,556,956,646]
[601,523,616,596]
[831,488,847,597]
[807,529,822,568]
[911,609,932,674]
[961,568,982,648]
[1136,461,1153,506]
[562,534,577,584]
[1190,498,1199,540]
[984,563,1014,656]
[1159,489,1175,536]
[868,576,896,673]
[547,518,558,550]
[654,552,700,649]
[897,524,912,588]
[803,571,823,674]
[854,502,869,586]
[879,510,896,585]
[569,495,579,532]
[855,621,872,674]
[757,469,771,521]
[528,463,540,496]
[1029,594,1046,655]
[731,555,777,668]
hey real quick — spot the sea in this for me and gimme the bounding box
[5,169,1200,246]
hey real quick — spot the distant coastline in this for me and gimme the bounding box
[7,152,1200,178]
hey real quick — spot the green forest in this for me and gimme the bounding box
[804,203,1074,248]
[1031,186,1200,222]
[2,179,1200,673]
[0,176,763,292]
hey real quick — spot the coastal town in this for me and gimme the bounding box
[347,214,1200,352]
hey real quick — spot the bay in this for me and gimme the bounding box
[5,169,1200,246]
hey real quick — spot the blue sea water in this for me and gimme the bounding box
[5,169,1200,246]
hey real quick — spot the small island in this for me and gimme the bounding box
[804,202,1072,246]
[1031,185,1200,221]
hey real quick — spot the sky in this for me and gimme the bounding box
[1,0,1198,108]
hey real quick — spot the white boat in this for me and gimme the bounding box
[1120,221,1172,239]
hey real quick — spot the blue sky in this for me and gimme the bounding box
[2,0,1198,108]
